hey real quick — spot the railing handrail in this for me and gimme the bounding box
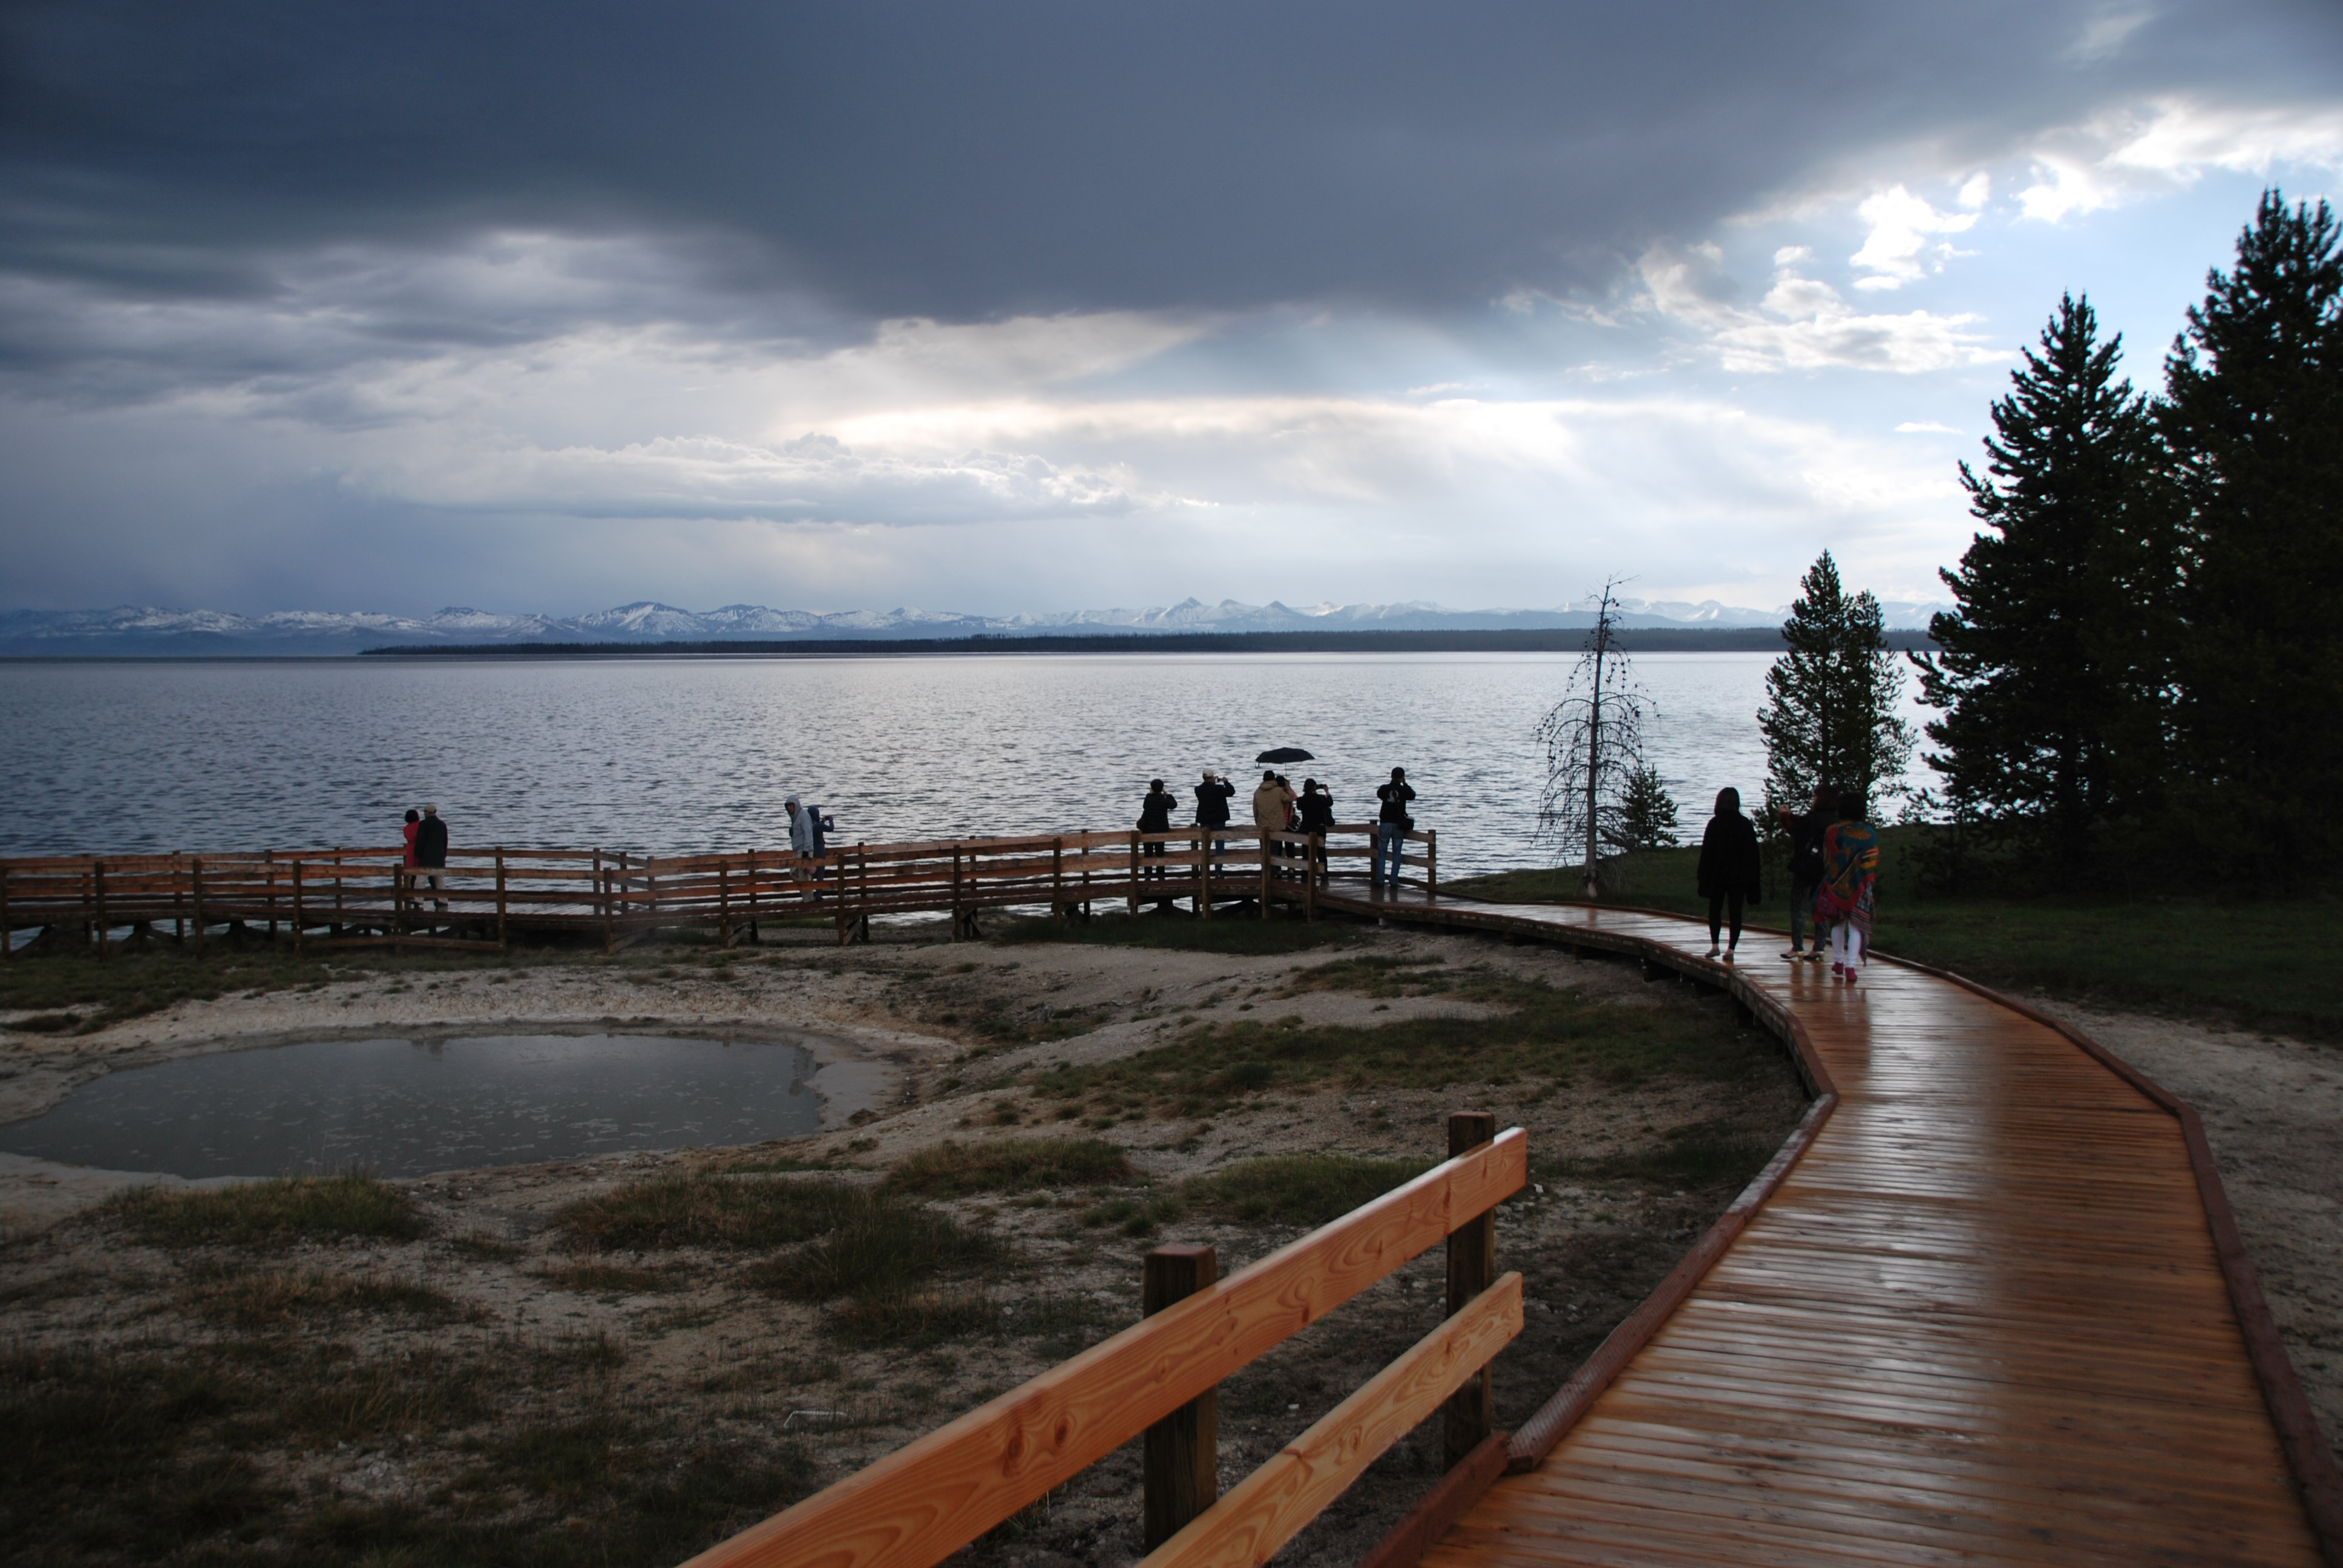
[679,1126,1526,1568]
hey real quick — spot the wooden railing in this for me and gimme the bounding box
[0,823,1440,953]
[681,1117,1525,1568]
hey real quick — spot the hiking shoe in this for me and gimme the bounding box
[1705,944,1721,959]
[1782,949,1804,961]
[1722,948,1737,964]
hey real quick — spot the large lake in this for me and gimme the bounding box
[1,653,1933,877]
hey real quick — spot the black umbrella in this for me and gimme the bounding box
[1255,746,1314,764]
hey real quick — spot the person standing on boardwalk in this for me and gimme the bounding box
[1815,792,1880,982]
[1776,783,1834,963]
[1696,787,1762,962]
[414,803,450,911]
[1137,778,1177,881]
[402,808,420,868]
[1194,769,1235,877]
[787,796,834,900]
[1373,767,1416,890]
[1252,769,1296,857]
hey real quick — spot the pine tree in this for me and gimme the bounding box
[2162,191,2343,879]
[1608,765,1680,852]
[1760,551,1914,818]
[1915,295,2175,865]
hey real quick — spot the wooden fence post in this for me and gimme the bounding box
[951,848,963,941]
[718,863,733,948]
[1127,831,1140,916]
[1052,838,1065,924]
[1142,1244,1221,1549]
[495,851,508,953]
[1258,834,1271,919]
[191,858,206,953]
[1444,1110,1499,1466]
[92,860,109,959]
[856,844,870,944]
[1,865,11,962]
[291,860,306,958]
[1426,828,1438,899]
[1194,830,1209,920]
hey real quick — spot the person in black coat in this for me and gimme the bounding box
[1138,779,1178,880]
[1696,786,1762,961]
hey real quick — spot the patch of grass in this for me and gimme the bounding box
[552,1174,864,1251]
[826,1287,1000,1348]
[1444,831,2343,1039]
[0,942,536,1036]
[1003,1293,1133,1359]
[1276,953,1455,999]
[180,1269,465,1329]
[106,1171,425,1248]
[448,1232,525,1262]
[1075,1195,1187,1236]
[747,1194,1001,1304]
[1027,973,1758,1117]
[883,1137,1136,1197]
[994,913,1363,956]
[1184,1154,1431,1227]
[535,1263,680,1296]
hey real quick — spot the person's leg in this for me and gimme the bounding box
[1706,895,1723,953]
[1788,880,1809,953]
[1846,925,1866,972]
[1726,890,1745,952]
[1382,825,1404,887]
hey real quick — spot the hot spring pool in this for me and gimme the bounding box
[0,1033,824,1179]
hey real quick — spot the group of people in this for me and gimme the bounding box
[1694,783,1879,982]
[1135,765,1418,889]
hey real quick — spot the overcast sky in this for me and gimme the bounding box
[2,0,2337,618]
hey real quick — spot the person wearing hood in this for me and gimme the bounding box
[787,797,835,900]
[1138,778,1178,881]
[1252,769,1296,840]
[1696,787,1762,961]
[1194,768,1236,878]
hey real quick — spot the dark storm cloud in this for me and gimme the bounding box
[3,0,2335,340]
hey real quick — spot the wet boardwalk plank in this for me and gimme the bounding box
[1320,884,2325,1568]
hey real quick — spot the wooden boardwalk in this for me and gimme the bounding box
[1320,885,2338,1568]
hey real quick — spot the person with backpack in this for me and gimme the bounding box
[1696,786,1762,962]
[1776,783,1834,963]
[1373,767,1415,890]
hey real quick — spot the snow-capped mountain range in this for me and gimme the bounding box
[0,595,1949,655]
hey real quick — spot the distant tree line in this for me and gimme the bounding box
[1916,190,2343,886]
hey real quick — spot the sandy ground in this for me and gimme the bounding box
[2028,996,2343,1465]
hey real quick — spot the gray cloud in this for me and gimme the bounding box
[4,0,2334,348]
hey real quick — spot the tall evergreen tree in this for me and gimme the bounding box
[1915,295,2175,864]
[2162,191,2343,879]
[1760,551,1913,818]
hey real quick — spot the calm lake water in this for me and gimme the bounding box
[1,653,1932,877]
[0,1033,821,1178]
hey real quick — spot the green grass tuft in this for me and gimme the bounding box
[1182,1154,1430,1227]
[552,1175,864,1251]
[825,1288,1000,1348]
[179,1269,464,1329]
[883,1137,1136,1197]
[106,1172,424,1248]
[747,1194,1001,1303]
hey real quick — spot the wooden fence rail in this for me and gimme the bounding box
[0,823,1437,955]
[679,1119,1525,1568]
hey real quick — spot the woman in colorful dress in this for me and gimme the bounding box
[1814,791,1879,982]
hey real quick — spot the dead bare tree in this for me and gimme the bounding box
[1537,581,1654,900]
